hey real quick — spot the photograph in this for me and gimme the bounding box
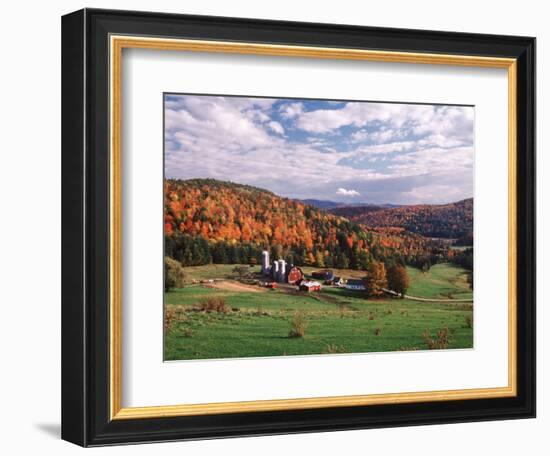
[163,94,474,361]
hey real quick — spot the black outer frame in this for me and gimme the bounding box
[61,8,536,447]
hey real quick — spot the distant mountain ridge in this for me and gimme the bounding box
[299,199,401,211]
[329,198,473,241]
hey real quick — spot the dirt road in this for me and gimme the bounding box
[382,288,473,303]
[205,280,266,293]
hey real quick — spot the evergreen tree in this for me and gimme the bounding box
[336,253,350,269]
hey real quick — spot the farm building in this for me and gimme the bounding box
[261,250,270,275]
[270,259,287,282]
[299,280,322,292]
[345,279,366,291]
[312,270,334,281]
[271,260,279,279]
[259,252,306,285]
[287,266,304,285]
[277,259,287,282]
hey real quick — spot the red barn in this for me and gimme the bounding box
[287,266,304,285]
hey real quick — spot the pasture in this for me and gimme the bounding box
[164,263,473,360]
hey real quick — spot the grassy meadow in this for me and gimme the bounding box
[164,263,473,361]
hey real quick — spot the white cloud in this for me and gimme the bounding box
[268,121,285,135]
[279,102,303,119]
[336,188,360,197]
[350,129,368,142]
[165,95,277,153]
[295,102,473,150]
[295,102,432,133]
[351,141,417,156]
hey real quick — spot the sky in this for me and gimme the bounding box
[164,94,474,205]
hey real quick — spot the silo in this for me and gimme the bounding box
[278,259,286,283]
[261,250,270,275]
[272,261,279,279]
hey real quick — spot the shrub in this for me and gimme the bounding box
[164,308,177,334]
[198,297,228,313]
[181,327,194,338]
[399,346,419,351]
[338,304,347,318]
[165,257,186,292]
[232,265,250,278]
[374,327,381,336]
[423,327,452,349]
[288,311,308,338]
[324,344,347,354]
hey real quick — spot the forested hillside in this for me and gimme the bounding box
[164,179,442,269]
[329,198,473,242]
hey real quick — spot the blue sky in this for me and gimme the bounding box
[164,94,473,205]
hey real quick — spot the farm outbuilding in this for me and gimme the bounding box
[345,279,366,291]
[299,280,322,292]
[312,270,334,281]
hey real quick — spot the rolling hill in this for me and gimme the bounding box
[329,198,473,242]
[164,178,437,269]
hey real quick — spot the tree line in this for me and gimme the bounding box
[165,231,453,276]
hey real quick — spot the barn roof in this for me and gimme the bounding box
[301,280,321,287]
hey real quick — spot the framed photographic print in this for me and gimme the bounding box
[61,8,536,446]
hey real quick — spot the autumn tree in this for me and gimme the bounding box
[165,257,186,292]
[387,264,410,297]
[315,250,325,268]
[305,252,316,266]
[363,260,388,297]
[272,243,284,261]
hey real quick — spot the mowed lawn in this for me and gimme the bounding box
[164,263,473,360]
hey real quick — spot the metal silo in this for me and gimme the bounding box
[278,259,286,282]
[272,261,279,279]
[261,250,270,275]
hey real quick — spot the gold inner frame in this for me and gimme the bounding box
[109,35,517,420]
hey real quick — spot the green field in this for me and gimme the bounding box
[164,263,473,360]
